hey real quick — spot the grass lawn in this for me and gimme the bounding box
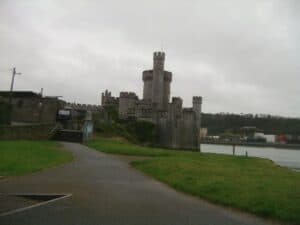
[0,141,73,176]
[87,137,300,225]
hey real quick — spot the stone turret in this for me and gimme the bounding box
[142,70,153,101]
[101,90,111,105]
[193,96,202,145]
[171,97,183,117]
[153,51,165,71]
[193,96,202,125]
[152,52,165,110]
[118,92,138,119]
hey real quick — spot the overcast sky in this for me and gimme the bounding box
[0,0,299,117]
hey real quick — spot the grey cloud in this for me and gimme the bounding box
[0,0,299,117]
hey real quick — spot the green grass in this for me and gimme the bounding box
[87,137,300,225]
[0,140,73,176]
[87,136,176,157]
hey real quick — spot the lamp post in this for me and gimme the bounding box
[9,67,21,124]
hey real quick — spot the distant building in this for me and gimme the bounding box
[264,134,276,143]
[200,128,208,139]
[254,132,265,139]
[254,132,276,143]
[0,91,64,124]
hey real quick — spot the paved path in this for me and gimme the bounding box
[0,143,276,225]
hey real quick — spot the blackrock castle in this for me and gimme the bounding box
[101,52,202,150]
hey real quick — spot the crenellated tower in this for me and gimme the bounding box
[142,52,172,111]
[193,96,202,128]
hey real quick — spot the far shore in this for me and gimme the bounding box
[200,140,300,150]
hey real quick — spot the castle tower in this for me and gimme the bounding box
[152,52,165,109]
[192,96,202,127]
[142,52,172,111]
[193,96,202,146]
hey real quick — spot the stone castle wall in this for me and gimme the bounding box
[118,92,138,119]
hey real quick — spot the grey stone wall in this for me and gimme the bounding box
[12,97,60,123]
[180,109,199,150]
[155,98,201,150]
[52,130,83,143]
[0,123,55,140]
[136,99,152,119]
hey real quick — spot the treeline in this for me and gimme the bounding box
[201,113,300,135]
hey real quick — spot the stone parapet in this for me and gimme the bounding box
[153,51,165,60]
[119,92,138,99]
[142,70,153,81]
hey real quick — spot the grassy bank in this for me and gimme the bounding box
[0,141,73,176]
[87,137,300,225]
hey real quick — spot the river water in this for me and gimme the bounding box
[200,144,300,171]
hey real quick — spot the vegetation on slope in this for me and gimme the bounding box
[94,120,156,144]
[87,137,300,225]
[202,113,300,136]
[0,141,73,176]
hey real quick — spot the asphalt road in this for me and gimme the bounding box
[0,142,277,225]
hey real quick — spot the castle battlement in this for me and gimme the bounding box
[119,92,138,99]
[66,102,102,111]
[153,51,165,60]
[172,97,182,104]
[193,96,202,104]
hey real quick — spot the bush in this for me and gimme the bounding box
[125,120,156,143]
[94,120,156,144]
[104,105,119,121]
[94,121,137,143]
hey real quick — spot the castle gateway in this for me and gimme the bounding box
[102,52,202,150]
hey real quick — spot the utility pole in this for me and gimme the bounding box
[9,67,21,105]
[9,67,21,124]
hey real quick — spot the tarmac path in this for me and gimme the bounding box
[0,142,277,225]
